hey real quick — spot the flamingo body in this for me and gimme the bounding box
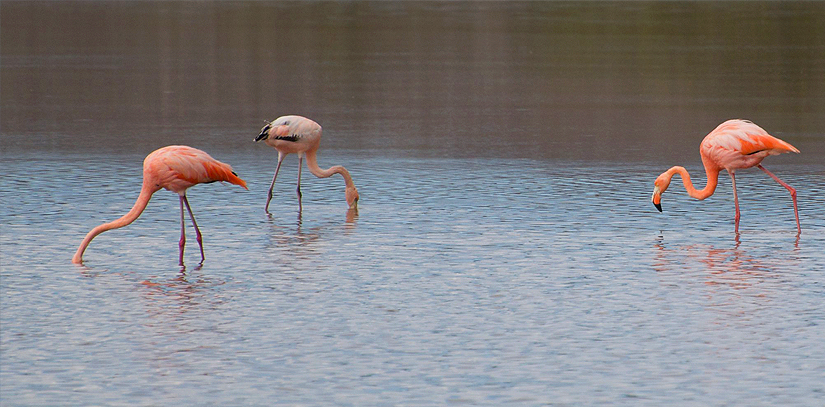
[255,115,359,212]
[144,145,247,193]
[699,120,799,172]
[256,114,323,154]
[652,119,800,234]
[72,145,247,264]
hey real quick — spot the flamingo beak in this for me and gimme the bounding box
[652,186,662,212]
[255,123,271,142]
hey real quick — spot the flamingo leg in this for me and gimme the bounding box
[728,170,740,234]
[297,154,303,212]
[265,152,286,214]
[178,196,186,265]
[182,194,205,264]
[757,164,801,234]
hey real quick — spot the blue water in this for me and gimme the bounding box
[3,151,824,405]
[3,1,825,405]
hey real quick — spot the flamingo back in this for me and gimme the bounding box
[258,115,323,154]
[702,119,799,156]
[275,116,321,140]
[145,146,247,194]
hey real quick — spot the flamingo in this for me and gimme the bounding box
[651,119,800,234]
[254,115,359,212]
[72,145,248,265]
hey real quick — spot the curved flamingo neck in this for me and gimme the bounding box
[304,150,355,188]
[72,181,158,264]
[666,164,719,201]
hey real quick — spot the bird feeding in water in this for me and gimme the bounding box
[254,115,359,213]
[651,119,800,234]
[72,145,248,265]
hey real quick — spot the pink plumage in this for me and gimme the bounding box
[73,145,247,265]
[700,119,800,171]
[254,115,359,213]
[652,119,800,234]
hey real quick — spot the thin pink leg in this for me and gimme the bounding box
[297,154,303,212]
[728,170,740,234]
[182,195,205,264]
[266,152,286,214]
[178,196,186,265]
[758,164,801,234]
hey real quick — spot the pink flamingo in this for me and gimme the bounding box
[72,145,248,265]
[254,115,359,212]
[652,119,800,234]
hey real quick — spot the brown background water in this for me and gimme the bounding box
[2,1,824,161]
[2,2,824,406]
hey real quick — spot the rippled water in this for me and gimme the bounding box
[2,2,825,406]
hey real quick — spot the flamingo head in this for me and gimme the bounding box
[651,173,671,212]
[255,121,272,142]
[346,185,359,210]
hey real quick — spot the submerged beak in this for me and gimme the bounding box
[652,186,662,212]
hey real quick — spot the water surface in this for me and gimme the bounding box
[2,2,824,406]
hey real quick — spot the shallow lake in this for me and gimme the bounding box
[2,2,824,405]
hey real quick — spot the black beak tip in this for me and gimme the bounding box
[654,202,662,212]
[255,123,272,142]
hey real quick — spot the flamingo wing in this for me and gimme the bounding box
[146,146,247,193]
[269,123,303,142]
[257,115,321,143]
[703,119,799,156]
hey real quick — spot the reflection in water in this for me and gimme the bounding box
[137,269,235,377]
[77,262,221,315]
[267,215,322,252]
[652,237,800,292]
[258,206,360,275]
[140,269,224,313]
[76,262,229,355]
[179,261,202,273]
[649,234,811,370]
[346,208,358,225]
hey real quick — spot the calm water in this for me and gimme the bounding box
[2,2,825,406]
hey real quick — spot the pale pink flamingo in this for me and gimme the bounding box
[651,119,800,234]
[254,115,359,212]
[72,145,248,265]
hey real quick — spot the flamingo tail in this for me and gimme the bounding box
[205,161,248,190]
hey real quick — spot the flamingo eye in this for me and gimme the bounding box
[283,121,290,125]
